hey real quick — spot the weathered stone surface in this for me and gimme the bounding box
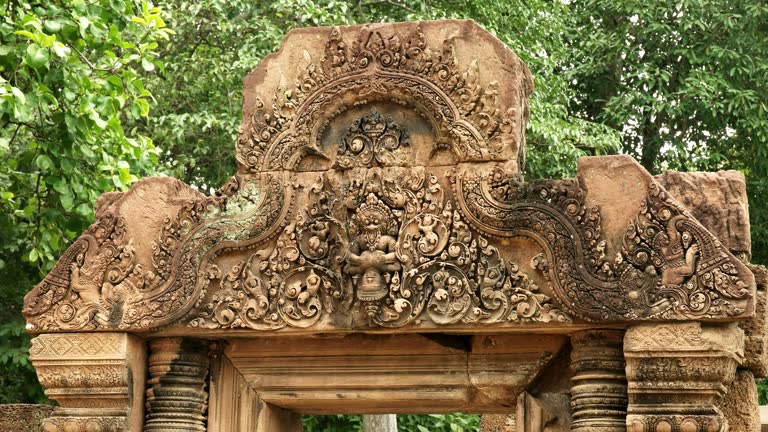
[479,414,515,432]
[29,332,146,432]
[745,264,768,377]
[23,20,757,335]
[224,334,565,414]
[23,177,204,333]
[0,404,54,432]
[657,170,751,258]
[207,347,258,431]
[362,414,397,432]
[717,369,760,432]
[239,20,533,173]
[521,346,572,432]
[22,18,763,432]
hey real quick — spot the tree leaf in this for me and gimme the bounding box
[25,44,49,69]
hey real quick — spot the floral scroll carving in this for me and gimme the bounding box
[24,175,291,332]
[453,168,754,322]
[191,152,571,329]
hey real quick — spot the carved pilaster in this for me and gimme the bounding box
[29,332,146,432]
[570,330,627,432]
[624,323,744,432]
[144,338,210,432]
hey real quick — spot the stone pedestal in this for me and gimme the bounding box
[569,330,627,432]
[29,333,146,432]
[144,338,210,432]
[624,323,744,432]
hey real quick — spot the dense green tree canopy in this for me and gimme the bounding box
[0,0,170,402]
[1,0,766,419]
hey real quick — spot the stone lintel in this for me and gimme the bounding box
[222,333,565,414]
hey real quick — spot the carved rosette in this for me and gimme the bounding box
[29,333,147,432]
[624,323,744,432]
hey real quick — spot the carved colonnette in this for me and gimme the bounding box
[144,338,210,432]
[570,330,626,432]
[624,322,744,432]
[29,333,146,432]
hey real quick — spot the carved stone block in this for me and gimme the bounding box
[207,346,259,432]
[717,369,760,432]
[657,170,751,258]
[624,323,744,432]
[24,23,756,336]
[29,333,146,432]
[744,263,768,377]
[224,334,565,414]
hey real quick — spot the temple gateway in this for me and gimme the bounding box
[24,20,767,432]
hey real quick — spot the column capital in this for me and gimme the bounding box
[624,322,744,432]
[29,332,146,432]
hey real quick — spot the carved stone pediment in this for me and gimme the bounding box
[23,20,755,334]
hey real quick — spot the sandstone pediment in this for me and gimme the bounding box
[22,19,767,432]
[23,21,756,335]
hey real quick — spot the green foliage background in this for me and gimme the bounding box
[1,0,766,425]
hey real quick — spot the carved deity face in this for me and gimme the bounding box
[360,211,385,233]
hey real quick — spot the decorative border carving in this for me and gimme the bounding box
[624,323,744,432]
[29,333,146,432]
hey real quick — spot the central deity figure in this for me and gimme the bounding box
[344,193,401,302]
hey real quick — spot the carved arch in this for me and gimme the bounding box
[236,23,528,173]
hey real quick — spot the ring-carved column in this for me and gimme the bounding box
[624,323,744,432]
[29,332,147,432]
[144,338,210,432]
[570,330,627,432]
